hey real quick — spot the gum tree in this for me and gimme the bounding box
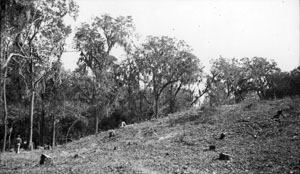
[74,14,135,134]
[1,0,78,150]
[134,36,202,118]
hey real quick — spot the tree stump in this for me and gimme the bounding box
[244,103,253,110]
[209,145,216,151]
[120,121,126,128]
[218,133,226,140]
[108,130,116,138]
[44,144,52,150]
[40,154,54,166]
[218,153,230,160]
[37,146,44,150]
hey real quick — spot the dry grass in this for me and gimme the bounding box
[1,97,299,174]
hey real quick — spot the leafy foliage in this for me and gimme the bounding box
[73,15,135,134]
[206,56,283,105]
[134,36,203,117]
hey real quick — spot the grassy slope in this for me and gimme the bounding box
[0,97,300,174]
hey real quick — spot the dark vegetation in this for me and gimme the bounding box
[0,2,300,173]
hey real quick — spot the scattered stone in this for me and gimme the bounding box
[218,153,230,160]
[292,135,298,141]
[40,154,54,166]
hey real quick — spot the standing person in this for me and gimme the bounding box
[15,135,22,153]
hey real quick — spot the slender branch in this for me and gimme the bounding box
[174,81,183,97]
[2,53,31,68]
[190,87,208,106]
[66,116,81,144]
[158,79,179,97]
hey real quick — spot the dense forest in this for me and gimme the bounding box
[1,0,300,152]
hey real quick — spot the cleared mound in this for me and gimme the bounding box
[1,97,299,174]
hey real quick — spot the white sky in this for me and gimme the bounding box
[61,0,300,72]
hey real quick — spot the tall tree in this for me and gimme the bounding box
[74,14,135,134]
[241,57,280,99]
[210,57,248,103]
[134,36,202,118]
[0,0,35,152]
[166,51,203,113]
[118,58,140,112]
[2,0,78,150]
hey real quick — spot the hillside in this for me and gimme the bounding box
[1,97,300,174]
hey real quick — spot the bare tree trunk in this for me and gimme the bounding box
[154,96,158,119]
[95,108,99,134]
[168,83,182,114]
[66,118,80,144]
[51,114,56,147]
[28,90,35,150]
[8,127,12,149]
[139,91,143,122]
[2,68,8,152]
[0,0,8,152]
[40,105,45,146]
[28,56,34,150]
